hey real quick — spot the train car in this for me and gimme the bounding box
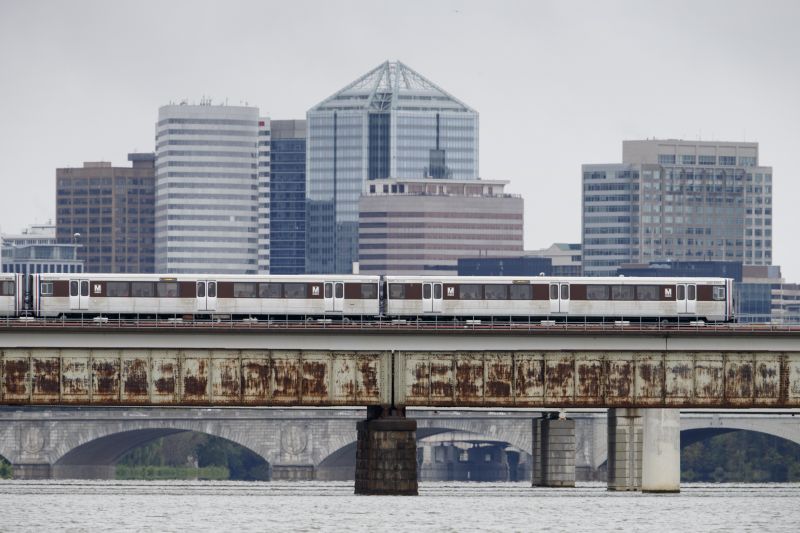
[0,273,24,317]
[384,276,734,322]
[32,273,380,318]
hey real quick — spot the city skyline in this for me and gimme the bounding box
[1,1,799,277]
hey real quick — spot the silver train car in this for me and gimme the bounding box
[383,276,734,322]
[32,273,380,318]
[26,273,733,322]
[0,273,24,317]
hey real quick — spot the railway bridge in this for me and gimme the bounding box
[1,322,799,494]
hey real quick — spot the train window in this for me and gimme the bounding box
[484,284,508,300]
[423,284,431,299]
[208,282,217,298]
[259,283,282,298]
[335,283,343,299]
[611,285,634,300]
[234,282,257,298]
[688,285,696,300]
[156,282,178,297]
[389,284,405,299]
[107,282,130,297]
[510,284,532,300]
[80,281,89,297]
[636,285,659,301]
[324,283,333,298]
[197,283,205,298]
[677,285,685,300]
[434,284,442,299]
[561,284,570,299]
[586,285,609,300]
[713,286,726,301]
[361,284,378,299]
[460,284,482,300]
[70,281,78,297]
[284,283,306,299]
[1,281,14,295]
[40,282,53,296]
[131,282,155,297]
[549,284,558,300]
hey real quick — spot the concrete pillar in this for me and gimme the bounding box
[607,408,642,491]
[354,416,418,495]
[531,418,542,486]
[13,464,52,479]
[641,409,680,493]
[540,417,575,487]
[271,465,315,481]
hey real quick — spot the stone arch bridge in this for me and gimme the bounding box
[0,407,796,479]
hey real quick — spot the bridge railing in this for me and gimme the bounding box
[0,313,798,332]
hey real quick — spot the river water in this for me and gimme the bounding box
[0,480,797,532]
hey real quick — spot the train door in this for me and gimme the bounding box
[324,281,344,312]
[69,279,90,311]
[196,280,217,312]
[676,283,696,314]
[548,282,570,314]
[422,282,443,313]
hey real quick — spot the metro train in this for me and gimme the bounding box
[0,272,735,322]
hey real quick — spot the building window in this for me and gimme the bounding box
[719,156,736,166]
[698,155,716,165]
[681,155,696,165]
[658,154,676,165]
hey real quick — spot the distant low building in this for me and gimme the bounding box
[2,223,84,300]
[525,243,582,276]
[458,256,552,277]
[358,178,523,275]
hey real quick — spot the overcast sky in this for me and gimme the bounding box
[1,0,798,278]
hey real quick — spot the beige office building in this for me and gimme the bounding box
[358,179,523,275]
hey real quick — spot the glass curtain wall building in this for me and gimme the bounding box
[306,61,479,274]
[155,104,260,274]
[269,120,307,274]
[582,140,772,276]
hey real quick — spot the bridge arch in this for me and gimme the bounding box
[595,418,800,473]
[34,418,280,479]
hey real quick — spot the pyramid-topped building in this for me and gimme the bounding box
[306,61,479,274]
[311,61,476,114]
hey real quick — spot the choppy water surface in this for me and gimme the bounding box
[0,481,798,532]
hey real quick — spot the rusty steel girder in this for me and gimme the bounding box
[394,351,800,408]
[1,349,799,408]
[0,349,391,406]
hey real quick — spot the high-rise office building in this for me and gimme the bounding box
[306,61,479,273]
[257,118,271,273]
[358,178,522,275]
[155,104,260,274]
[269,120,306,274]
[582,140,772,276]
[56,154,155,273]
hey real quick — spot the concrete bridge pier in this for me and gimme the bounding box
[532,413,576,487]
[354,407,418,495]
[607,408,642,491]
[641,409,680,493]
